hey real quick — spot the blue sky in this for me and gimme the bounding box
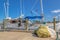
[0,0,60,22]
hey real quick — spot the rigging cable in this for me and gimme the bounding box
[31,0,39,10]
[30,0,39,16]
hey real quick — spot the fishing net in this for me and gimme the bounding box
[34,25,56,38]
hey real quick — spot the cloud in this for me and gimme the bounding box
[51,9,60,13]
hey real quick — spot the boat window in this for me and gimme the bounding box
[10,20,17,23]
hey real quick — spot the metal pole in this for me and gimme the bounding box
[56,32,59,40]
[53,17,56,31]
[3,19,6,31]
[3,19,5,31]
[58,15,60,22]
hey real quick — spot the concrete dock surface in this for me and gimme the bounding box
[0,32,56,40]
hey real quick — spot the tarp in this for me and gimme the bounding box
[24,16,43,19]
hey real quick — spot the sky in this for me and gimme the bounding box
[0,0,60,22]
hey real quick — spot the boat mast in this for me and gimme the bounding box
[5,0,9,19]
[4,0,10,19]
[3,0,9,30]
[4,2,6,19]
[6,0,9,19]
[20,0,22,16]
[40,0,44,22]
[20,0,24,18]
